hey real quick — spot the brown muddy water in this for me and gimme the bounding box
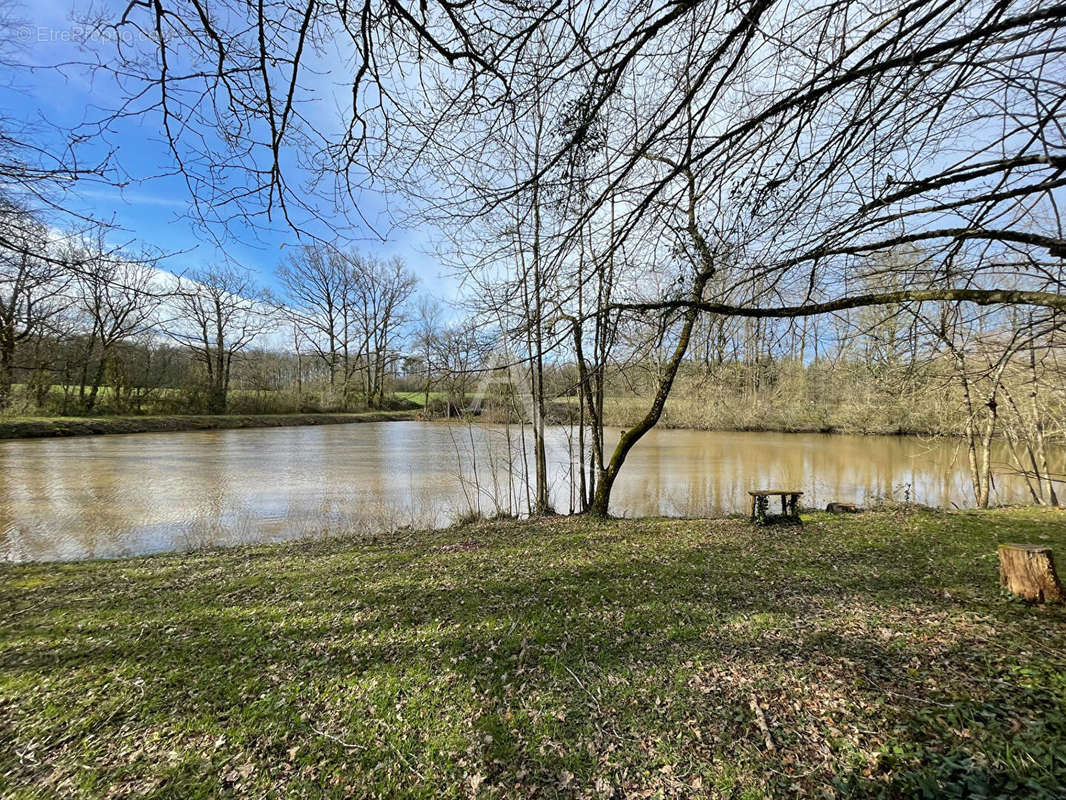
[0,421,1057,562]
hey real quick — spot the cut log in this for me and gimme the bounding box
[826,502,859,513]
[998,544,1064,604]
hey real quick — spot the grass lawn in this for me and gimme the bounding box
[393,391,484,407]
[2,508,1065,798]
[394,391,437,405]
[0,411,416,440]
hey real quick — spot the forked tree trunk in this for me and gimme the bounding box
[589,164,714,517]
[998,544,1064,604]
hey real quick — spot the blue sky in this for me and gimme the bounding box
[3,0,454,298]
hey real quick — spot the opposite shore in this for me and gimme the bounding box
[0,410,418,440]
[0,408,1046,441]
[0,410,962,441]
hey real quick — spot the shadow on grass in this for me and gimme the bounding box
[2,513,1065,797]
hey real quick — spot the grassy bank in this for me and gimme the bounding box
[594,395,930,437]
[0,411,417,440]
[3,508,1065,797]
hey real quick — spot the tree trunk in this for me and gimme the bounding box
[998,544,1064,603]
[1028,345,1059,505]
[32,362,52,409]
[959,369,984,506]
[589,291,704,515]
[208,385,227,414]
[0,330,14,410]
[530,133,550,516]
[590,166,714,516]
[85,353,108,412]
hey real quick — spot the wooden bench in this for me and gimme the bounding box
[748,490,803,524]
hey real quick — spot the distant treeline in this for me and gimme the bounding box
[7,284,1065,448]
[3,337,419,417]
[1,206,425,416]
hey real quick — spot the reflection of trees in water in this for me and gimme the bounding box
[605,430,1046,516]
[1,424,1059,562]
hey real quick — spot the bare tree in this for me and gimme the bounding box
[276,244,353,400]
[999,316,1065,505]
[164,266,275,413]
[72,238,162,411]
[345,253,418,408]
[414,296,443,412]
[434,321,487,418]
[106,335,178,414]
[0,202,66,410]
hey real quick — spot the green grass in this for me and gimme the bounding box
[393,391,484,406]
[394,391,441,405]
[2,508,1065,798]
[0,411,416,440]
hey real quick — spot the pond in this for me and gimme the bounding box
[0,421,1054,562]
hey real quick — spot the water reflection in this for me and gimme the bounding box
[0,422,1057,562]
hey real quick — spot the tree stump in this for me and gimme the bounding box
[998,544,1064,604]
[826,502,859,513]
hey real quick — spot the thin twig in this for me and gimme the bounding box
[311,726,366,750]
[750,696,776,752]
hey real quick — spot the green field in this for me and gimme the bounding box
[393,391,484,406]
[3,508,1065,797]
[394,390,440,406]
